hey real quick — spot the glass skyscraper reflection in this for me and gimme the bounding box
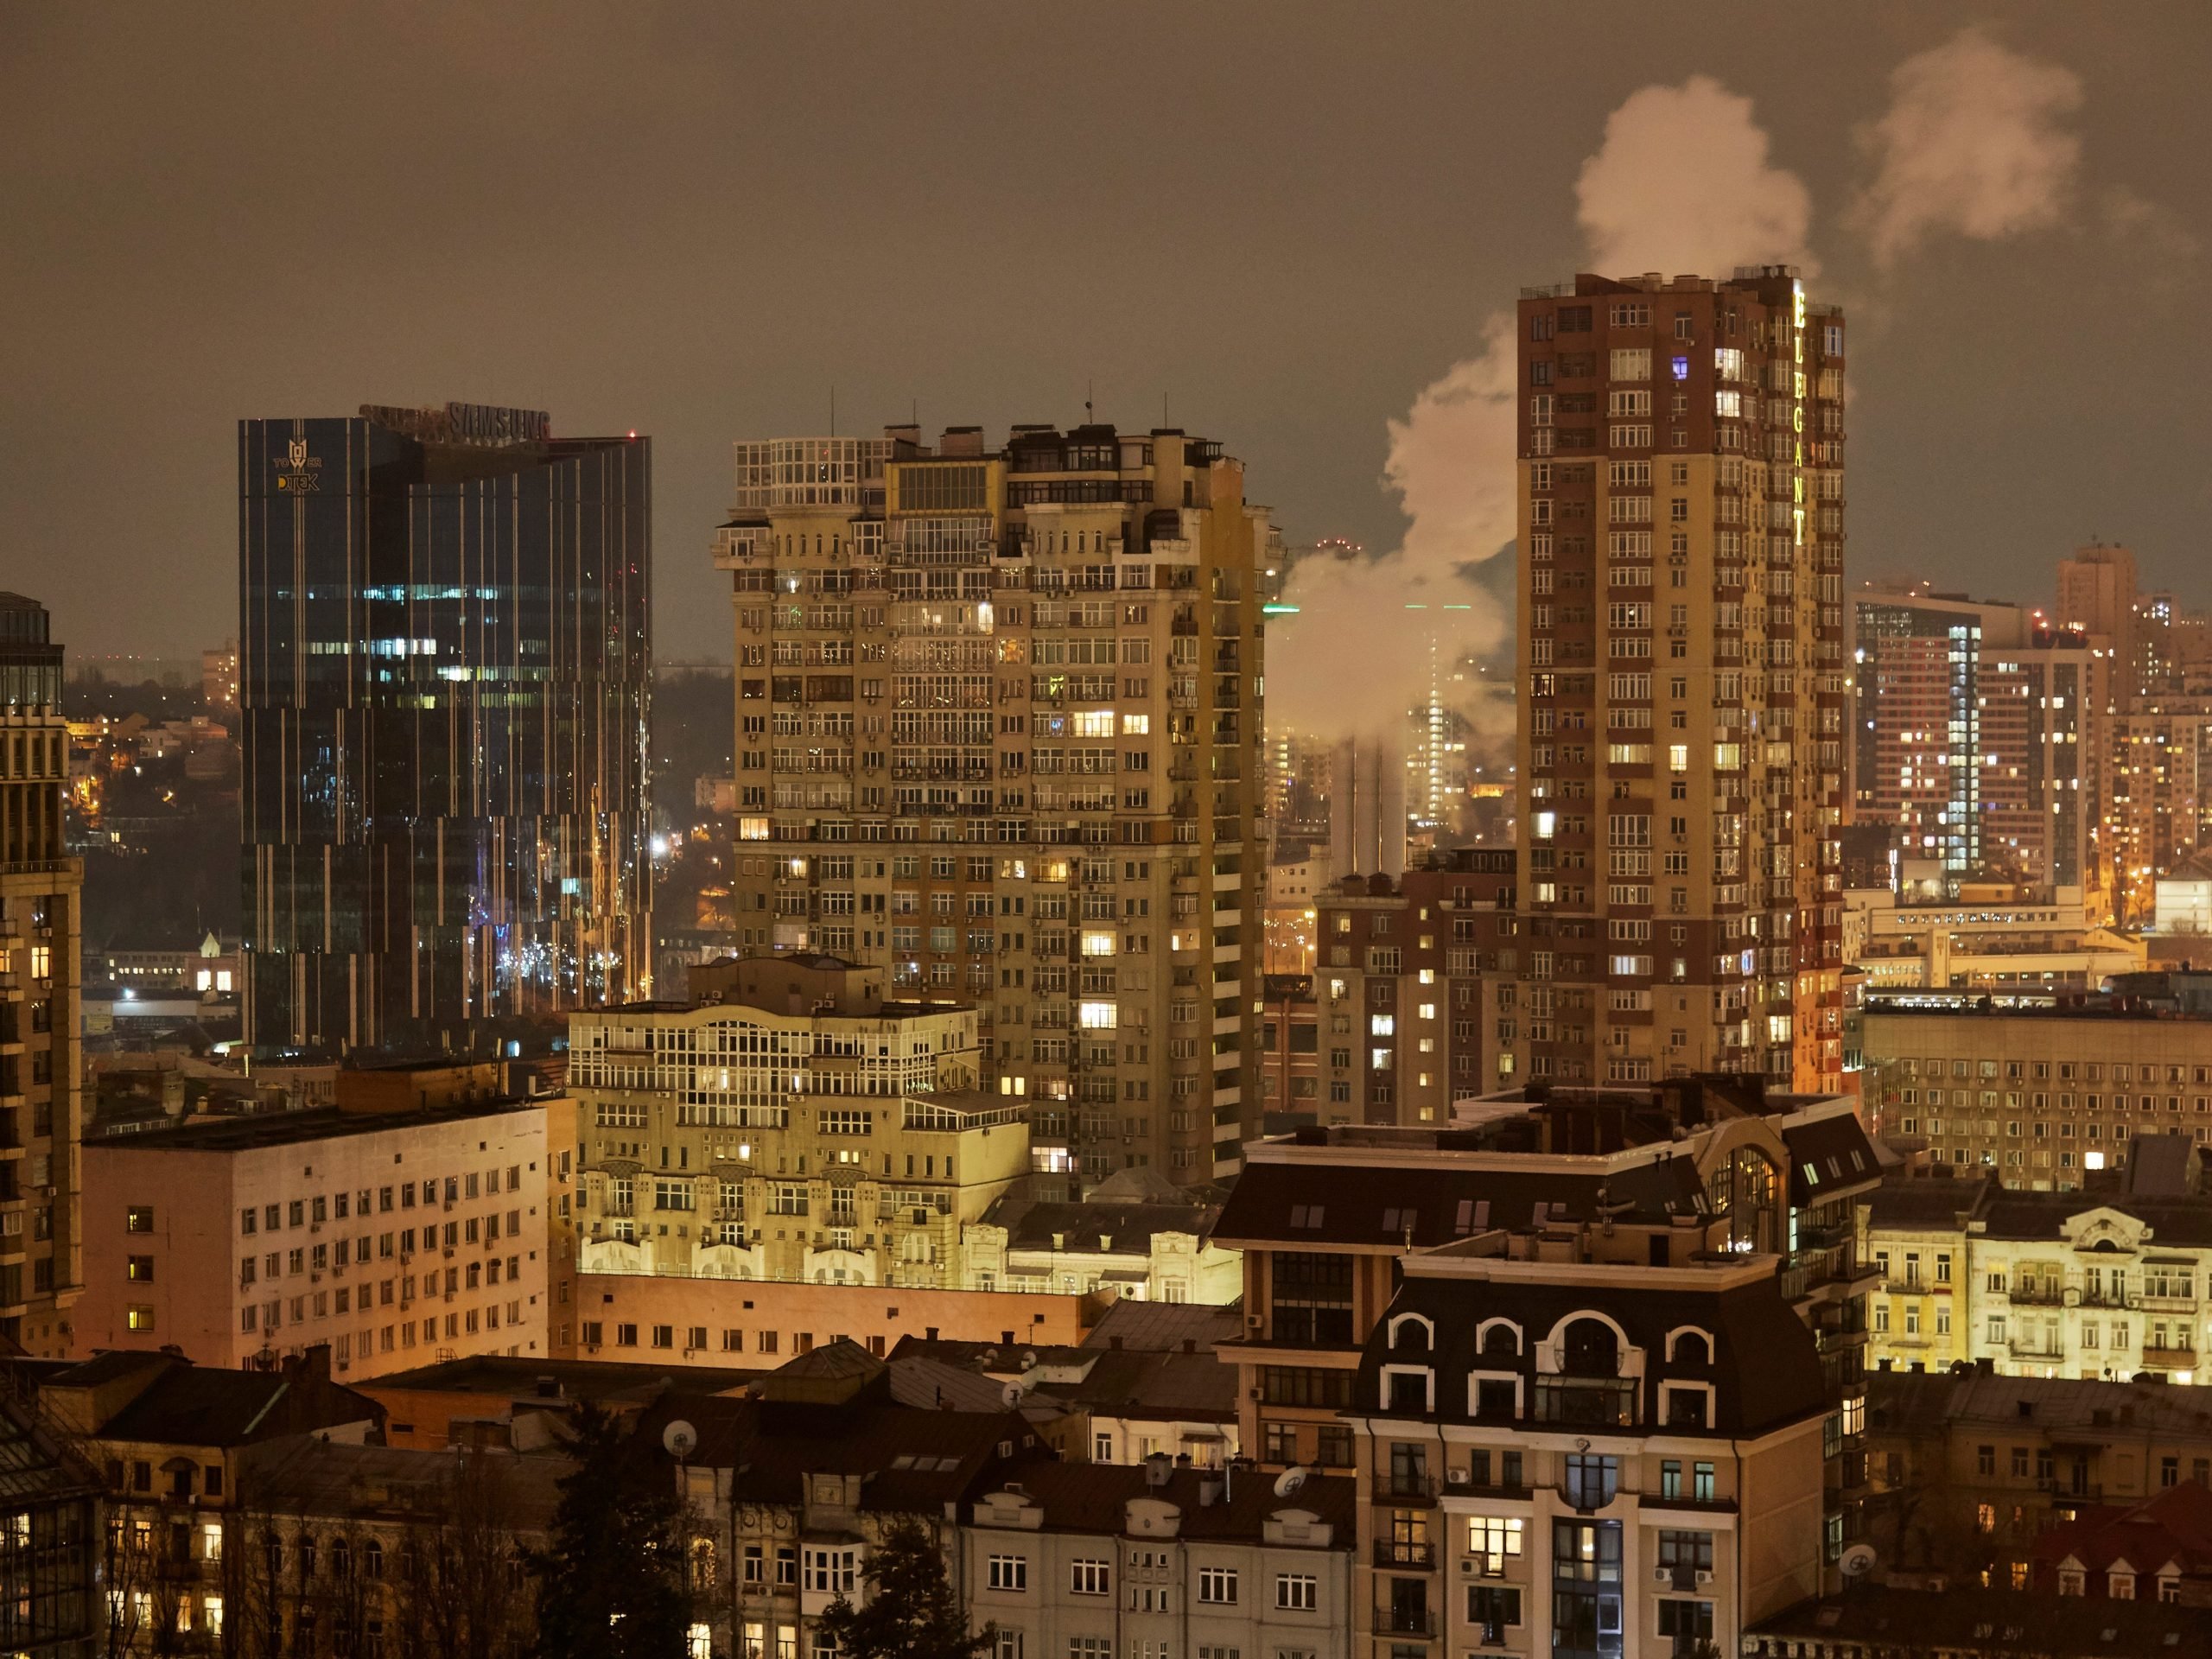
[239,404,651,1057]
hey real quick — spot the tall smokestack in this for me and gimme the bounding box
[1378,747,1408,880]
[1328,739,1357,882]
[1325,736,1407,880]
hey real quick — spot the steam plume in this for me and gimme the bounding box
[1853,28,2082,268]
[1576,76,1816,278]
[1271,75,1809,751]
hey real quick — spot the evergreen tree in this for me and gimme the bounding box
[817,1517,995,1659]
[530,1402,694,1659]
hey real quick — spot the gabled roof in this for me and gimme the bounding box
[2033,1480,2212,1582]
[990,1199,1217,1254]
[629,1390,1045,1515]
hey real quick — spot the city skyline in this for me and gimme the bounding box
[4,6,2210,671]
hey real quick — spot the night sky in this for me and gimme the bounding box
[4,2,2209,668]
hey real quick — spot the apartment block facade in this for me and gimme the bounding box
[711,423,1267,1190]
[1516,270,1847,1092]
[1212,1078,1879,1580]
[0,592,82,1357]
[1847,584,2107,901]
[1348,1247,1827,1659]
[1867,1179,2212,1383]
[1312,849,1518,1126]
[76,1082,551,1381]
[1859,999,2212,1186]
[563,955,1020,1289]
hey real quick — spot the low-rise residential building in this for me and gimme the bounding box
[1860,992,2212,1186]
[632,1348,1050,1659]
[1346,1225,1829,1659]
[0,1387,101,1657]
[1864,1370,2212,1592]
[566,955,1024,1290]
[0,1346,381,1651]
[1212,1076,1880,1579]
[75,1074,553,1380]
[1311,849,1517,1125]
[1867,1178,2212,1381]
[963,1189,1238,1304]
[1845,887,2142,995]
[563,1271,1104,1363]
[221,1435,565,1658]
[894,1302,1243,1470]
[964,1461,1355,1659]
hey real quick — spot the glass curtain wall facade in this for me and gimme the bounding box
[239,404,651,1057]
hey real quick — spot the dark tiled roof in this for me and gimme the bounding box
[993,1200,1217,1252]
[1869,1370,2212,1440]
[1781,1111,1884,1206]
[365,1354,764,1401]
[1213,1159,1706,1249]
[629,1390,1045,1514]
[1868,1177,1996,1230]
[0,1393,101,1507]
[1357,1270,1825,1438]
[238,1436,568,1531]
[1083,1302,1243,1354]
[974,1461,1354,1543]
[87,1096,539,1153]
[1974,1193,2212,1249]
[2031,1480,2212,1580]
[1749,1586,2212,1655]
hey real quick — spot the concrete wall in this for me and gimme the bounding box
[559,1272,1106,1362]
[79,1105,550,1382]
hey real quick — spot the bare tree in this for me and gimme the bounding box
[387,1450,536,1659]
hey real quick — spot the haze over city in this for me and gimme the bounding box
[11,10,2212,1659]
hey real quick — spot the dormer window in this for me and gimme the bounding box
[2110,1570,2136,1600]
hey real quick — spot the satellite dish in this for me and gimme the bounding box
[1001,1381,1027,1408]
[663,1420,697,1460]
[1273,1466,1308,1498]
[1839,1543,1878,1580]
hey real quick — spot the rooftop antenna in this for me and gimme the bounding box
[1085,378,1094,424]
[830,385,836,438]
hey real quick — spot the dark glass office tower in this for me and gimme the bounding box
[239,404,651,1057]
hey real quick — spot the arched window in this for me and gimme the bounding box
[1670,1331,1713,1367]
[364,1539,384,1580]
[1480,1322,1521,1360]
[1561,1319,1621,1378]
[1391,1314,1433,1352]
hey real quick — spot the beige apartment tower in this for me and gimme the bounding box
[1515,271,1847,1090]
[0,593,81,1357]
[712,425,1267,1192]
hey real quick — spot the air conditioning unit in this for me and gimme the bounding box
[1458,1560,1475,1575]
[1696,1570,1713,1586]
[1447,1469,1470,1485]
[1653,1567,1672,1584]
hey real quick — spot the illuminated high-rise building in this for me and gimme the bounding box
[0,593,82,1354]
[1515,270,1846,1090]
[239,404,652,1057]
[712,423,1266,1190]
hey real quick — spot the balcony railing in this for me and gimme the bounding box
[2139,1344,2198,1370]
[1373,1541,1436,1569]
[1370,1471,1439,1503]
[1371,1607,1438,1638]
[2007,1283,2066,1306]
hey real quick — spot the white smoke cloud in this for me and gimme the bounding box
[1272,74,1814,749]
[1266,315,1516,746]
[1853,27,2083,268]
[1576,75,1817,279]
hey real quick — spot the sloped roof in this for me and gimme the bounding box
[974,1461,1355,1544]
[2032,1481,2212,1581]
[1359,1270,1825,1438]
[992,1199,1217,1254]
